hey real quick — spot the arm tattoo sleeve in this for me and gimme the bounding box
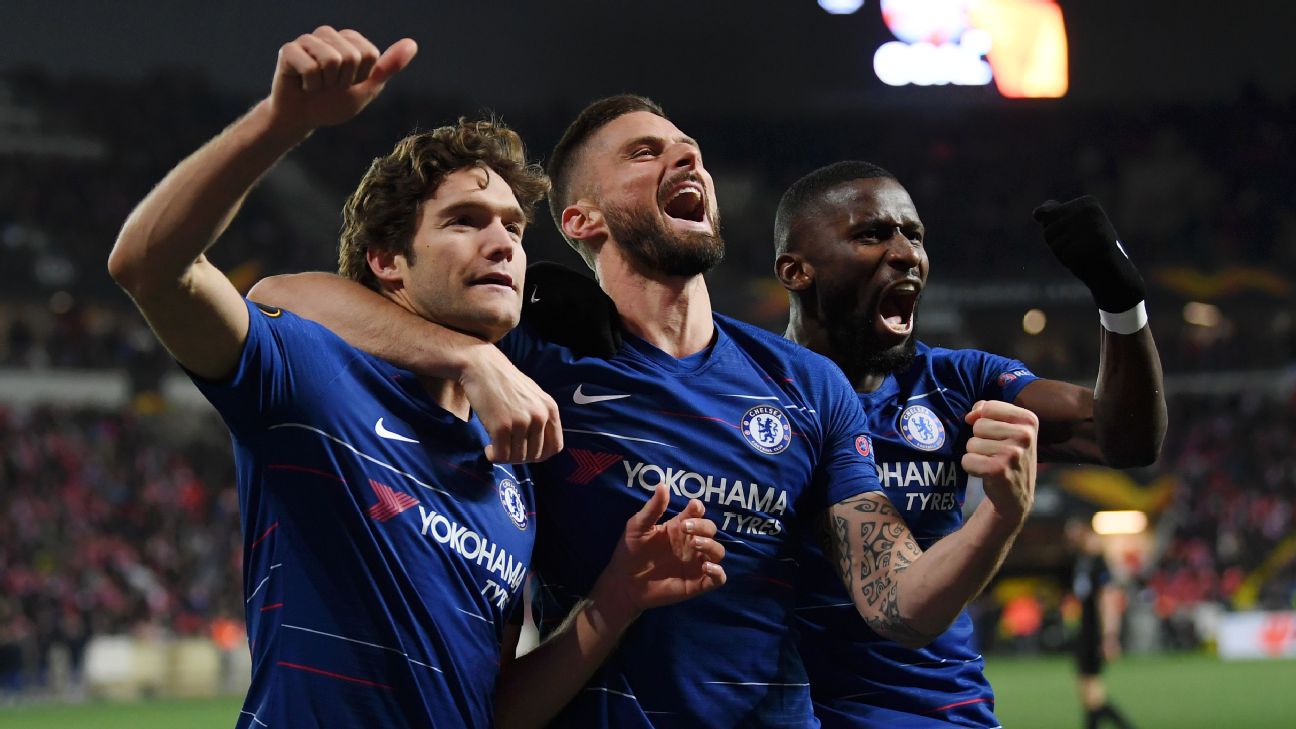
[828,492,927,644]
[818,509,853,595]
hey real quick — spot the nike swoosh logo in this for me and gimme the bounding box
[375,417,419,443]
[572,385,631,405]
[529,288,541,304]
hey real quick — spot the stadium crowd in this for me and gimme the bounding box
[0,405,240,694]
[1143,390,1296,648]
[1,71,1293,376]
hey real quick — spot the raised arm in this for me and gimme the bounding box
[828,400,1037,647]
[108,27,415,379]
[1016,196,1167,467]
[493,485,726,729]
[248,272,563,463]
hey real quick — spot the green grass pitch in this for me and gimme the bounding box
[0,653,1291,728]
[986,653,1296,728]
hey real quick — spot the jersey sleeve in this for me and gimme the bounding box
[971,351,1040,403]
[812,365,884,508]
[188,300,350,435]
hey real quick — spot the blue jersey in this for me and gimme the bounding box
[795,342,1036,728]
[193,301,534,729]
[498,314,882,729]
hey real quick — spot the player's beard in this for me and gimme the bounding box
[602,203,725,278]
[823,284,919,379]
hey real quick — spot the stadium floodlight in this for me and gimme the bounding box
[1183,301,1223,328]
[1091,510,1148,536]
[818,0,867,14]
[1022,308,1046,335]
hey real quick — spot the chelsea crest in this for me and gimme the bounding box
[899,405,946,451]
[497,477,528,530]
[741,405,792,455]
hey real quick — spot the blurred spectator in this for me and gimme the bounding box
[1,70,1292,376]
[0,404,241,693]
[1148,391,1296,621]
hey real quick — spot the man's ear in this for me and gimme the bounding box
[562,202,605,243]
[776,252,814,292]
[366,247,404,288]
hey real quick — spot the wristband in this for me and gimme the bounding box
[1098,301,1147,335]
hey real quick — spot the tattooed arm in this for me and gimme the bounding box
[826,400,1038,647]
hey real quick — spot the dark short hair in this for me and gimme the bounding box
[773,160,896,258]
[546,95,666,256]
[339,118,550,290]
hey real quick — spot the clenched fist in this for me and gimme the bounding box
[962,400,1038,524]
[1032,196,1145,315]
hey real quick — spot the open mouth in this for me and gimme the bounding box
[877,281,920,336]
[662,181,706,224]
[470,272,515,290]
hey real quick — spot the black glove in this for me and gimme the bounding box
[521,261,621,358]
[1033,196,1146,313]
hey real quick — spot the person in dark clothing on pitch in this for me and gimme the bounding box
[1068,518,1137,729]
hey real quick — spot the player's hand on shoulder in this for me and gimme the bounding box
[596,485,727,619]
[962,400,1038,523]
[267,26,417,136]
[462,345,563,464]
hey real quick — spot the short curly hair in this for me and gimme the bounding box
[338,118,550,290]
